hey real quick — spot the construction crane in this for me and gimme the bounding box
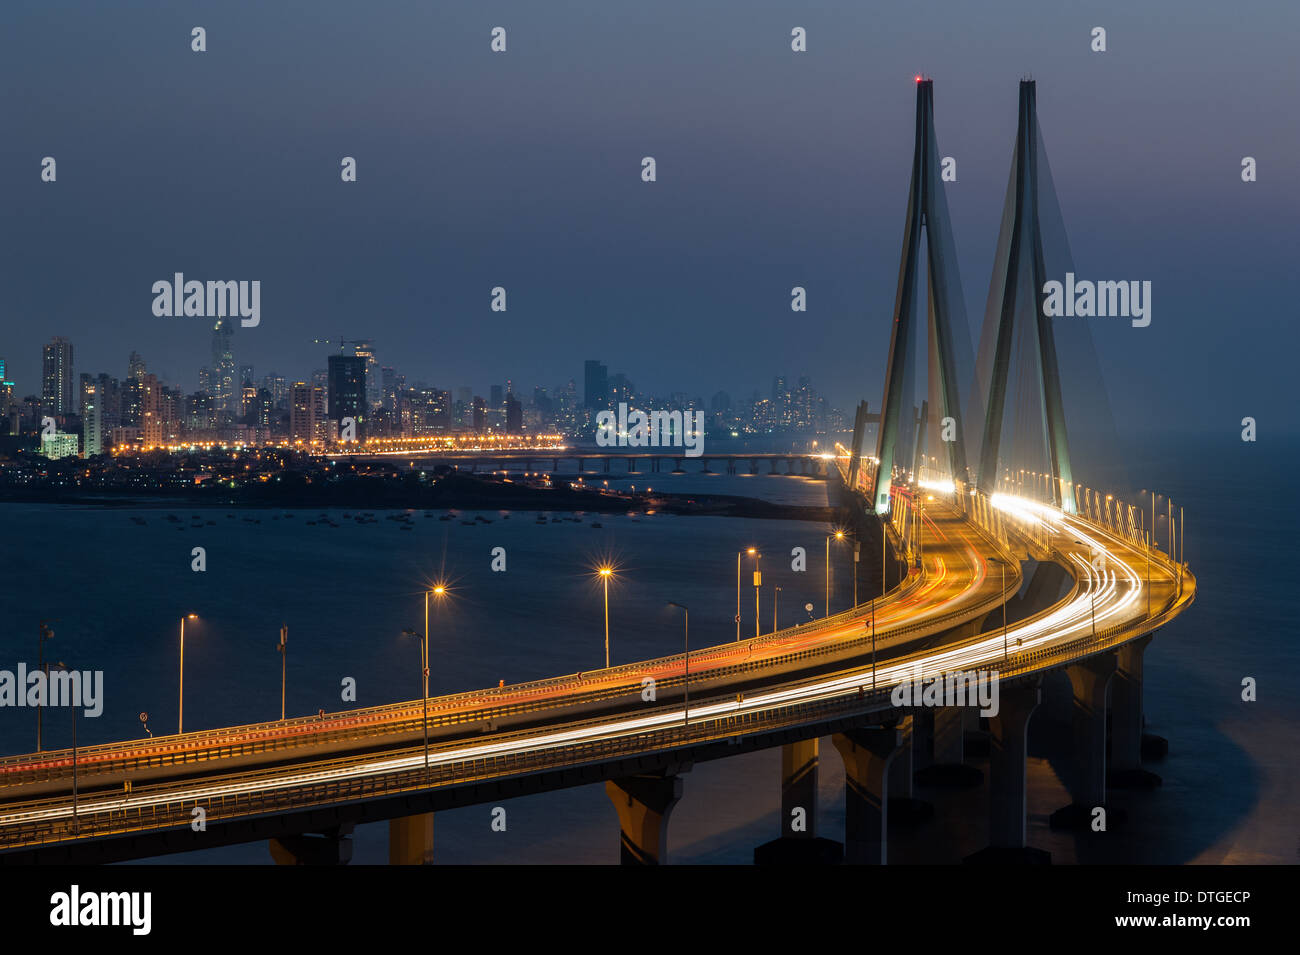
[311,337,372,352]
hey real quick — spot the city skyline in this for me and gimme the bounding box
[3,1,1296,435]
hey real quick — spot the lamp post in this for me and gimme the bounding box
[36,621,53,752]
[668,602,689,724]
[178,614,198,735]
[753,552,762,639]
[52,662,77,834]
[599,567,613,667]
[990,559,1009,664]
[737,548,756,641]
[277,624,287,721]
[825,529,845,617]
[773,586,781,633]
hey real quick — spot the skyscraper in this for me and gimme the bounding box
[328,354,367,441]
[505,392,522,433]
[583,360,608,410]
[350,340,381,410]
[210,318,236,422]
[291,381,327,446]
[83,380,103,456]
[41,336,74,417]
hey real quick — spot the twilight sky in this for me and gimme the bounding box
[1,0,1296,435]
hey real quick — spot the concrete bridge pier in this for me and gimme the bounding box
[606,772,685,865]
[388,812,435,865]
[832,720,910,864]
[916,706,984,787]
[269,823,355,865]
[888,716,934,824]
[1110,634,1162,789]
[1051,654,1120,830]
[627,458,637,473]
[754,739,843,864]
[966,682,1049,864]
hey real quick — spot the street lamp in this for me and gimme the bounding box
[668,602,689,724]
[825,530,846,617]
[277,624,287,721]
[990,558,1009,664]
[178,613,198,735]
[36,621,54,752]
[753,551,762,639]
[598,567,613,667]
[773,586,782,633]
[736,547,756,641]
[52,662,78,834]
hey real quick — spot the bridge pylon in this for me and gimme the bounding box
[973,80,1077,513]
[871,79,974,515]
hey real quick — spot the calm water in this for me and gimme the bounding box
[0,436,1293,864]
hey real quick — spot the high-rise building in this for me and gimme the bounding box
[472,396,486,433]
[583,360,608,409]
[490,384,503,409]
[128,351,146,381]
[141,373,163,447]
[349,341,381,410]
[261,374,289,413]
[290,381,328,446]
[327,354,367,441]
[83,381,103,456]
[609,373,634,407]
[211,318,236,422]
[97,374,121,432]
[505,393,522,433]
[42,336,74,417]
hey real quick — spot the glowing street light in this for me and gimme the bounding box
[598,567,614,668]
[736,547,757,641]
[826,529,848,617]
[178,613,198,735]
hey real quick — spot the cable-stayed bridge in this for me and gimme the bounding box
[0,80,1194,866]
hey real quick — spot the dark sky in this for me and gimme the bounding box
[2,0,1296,434]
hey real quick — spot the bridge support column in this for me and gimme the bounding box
[832,722,909,864]
[1050,654,1120,829]
[388,812,434,865]
[916,706,984,787]
[754,739,843,864]
[606,772,684,865]
[966,682,1049,863]
[269,824,354,865]
[1109,635,1161,788]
